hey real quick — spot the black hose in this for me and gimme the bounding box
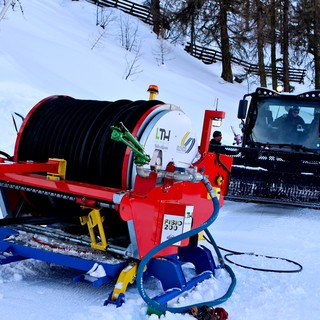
[16,97,164,189]
[203,235,303,273]
[0,150,13,161]
[13,96,164,217]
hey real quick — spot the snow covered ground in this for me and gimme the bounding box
[0,1,319,319]
[1,202,319,320]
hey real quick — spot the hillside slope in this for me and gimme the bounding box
[1,0,251,154]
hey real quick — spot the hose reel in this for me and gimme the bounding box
[15,96,165,189]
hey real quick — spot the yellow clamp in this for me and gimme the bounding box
[207,187,221,200]
[47,158,67,181]
[111,262,139,301]
[80,208,108,251]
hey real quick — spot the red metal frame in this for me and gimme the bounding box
[0,159,60,174]
[199,110,225,155]
[118,151,232,259]
[0,107,233,260]
[0,172,120,204]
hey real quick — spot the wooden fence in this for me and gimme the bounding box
[87,0,153,25]
[185,43,306,84]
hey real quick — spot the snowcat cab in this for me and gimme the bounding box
[212,87,320,209]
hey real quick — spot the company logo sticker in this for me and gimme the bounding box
[177,131,195,153]
[156,128,171,141]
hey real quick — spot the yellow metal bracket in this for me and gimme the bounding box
[111,262,139,301]
[206,187,221,200]
[79,208,108,251]
[47,158,67,181]
[213,187,221,199]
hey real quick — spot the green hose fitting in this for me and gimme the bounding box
[111,122,151,166]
